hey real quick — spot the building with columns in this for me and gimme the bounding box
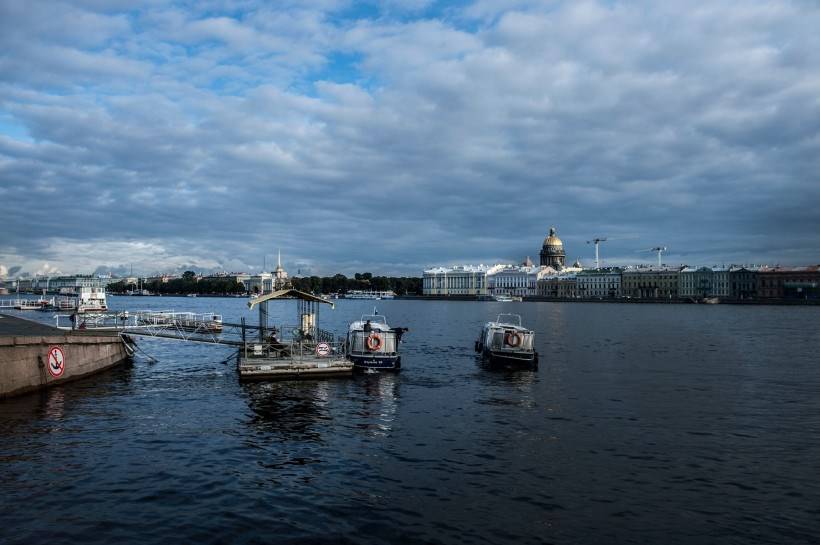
[537,273,578,298]
[621,266,680,299]
[422,264,502,296]
[486,264,557,297]
[680,267,731,298]
[422,225,579,297]
[729,266,759,299]
[576,268,622,298]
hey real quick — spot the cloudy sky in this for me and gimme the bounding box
[1,0,819,277]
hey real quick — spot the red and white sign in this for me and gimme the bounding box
[316,342,331,357]
[47,346,66,378]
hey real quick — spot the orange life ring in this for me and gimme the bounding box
[366,333,382,351]
[504,331,522,347]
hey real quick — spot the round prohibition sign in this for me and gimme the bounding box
[316,342,331,357]
[47,346,66,378]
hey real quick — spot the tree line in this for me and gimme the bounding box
[107,273,246,295]
[289,273,421,296]
[107,271,421,296]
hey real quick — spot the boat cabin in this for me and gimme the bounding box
[77,286,108,313]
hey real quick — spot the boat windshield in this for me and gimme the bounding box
[496,314,522,326]
[359,315,388,325]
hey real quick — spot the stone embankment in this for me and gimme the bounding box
[398,295,819,305]
[0,314,132,398]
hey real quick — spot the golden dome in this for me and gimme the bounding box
[543,227,563,247]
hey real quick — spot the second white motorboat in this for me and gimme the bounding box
[345,313,407,371]
[475,313,538,367]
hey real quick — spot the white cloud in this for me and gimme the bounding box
[1,0,819,275]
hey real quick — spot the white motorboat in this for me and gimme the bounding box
[475,313,538,366]
[345,313,407,371]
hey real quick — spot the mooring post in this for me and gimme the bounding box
[258,300,266,343]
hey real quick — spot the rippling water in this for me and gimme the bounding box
[2,298,819,544]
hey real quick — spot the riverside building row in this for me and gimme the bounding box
[422,228,819,300]
[424,264,820,300]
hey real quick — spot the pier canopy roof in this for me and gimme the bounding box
[247,289,334,309]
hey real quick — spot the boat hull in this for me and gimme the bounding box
[482,348,538,367]
[348,353,401,371]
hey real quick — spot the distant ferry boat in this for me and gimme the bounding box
[13,298,50,310]
[345,290,396,300]
[493,294,522,302]
[127,289,152,296]
[77,287,108,313]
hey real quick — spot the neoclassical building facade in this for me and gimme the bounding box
[423,226,579,296]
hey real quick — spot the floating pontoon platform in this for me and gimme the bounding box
[238,288,353,380]
[237,341,352,380]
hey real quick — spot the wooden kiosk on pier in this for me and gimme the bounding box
[238,289,353,380]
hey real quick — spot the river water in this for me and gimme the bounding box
[1,298,819,544]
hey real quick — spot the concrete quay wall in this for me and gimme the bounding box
[0,333,131,399]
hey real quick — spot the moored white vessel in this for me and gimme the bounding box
[345,290,396,300]
[493,294,522,302]
[345,313,407,371]
[475,314,538,366]
[77,286,108,313]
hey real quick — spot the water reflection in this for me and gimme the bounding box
[2,301,819,545]
[242,380,333,442]
[473,358,539,410]
[0,362,135,429]
[354,373,400,436]
[42,387,66,421]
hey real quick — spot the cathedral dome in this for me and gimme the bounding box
[542,227,564,253]
[540,227,566,269]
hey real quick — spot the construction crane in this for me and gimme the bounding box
[586,237,607,269]
[638,246,667,267]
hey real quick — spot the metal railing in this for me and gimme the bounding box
[347,330,398,355]
[135,311,223,332]
[241,338,346,362]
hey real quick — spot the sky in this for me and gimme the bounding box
[1,0,819,278]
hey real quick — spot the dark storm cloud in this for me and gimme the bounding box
[1,0,819,276]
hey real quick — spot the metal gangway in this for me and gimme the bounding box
[52,310,243,346]
[51,310,338,349]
